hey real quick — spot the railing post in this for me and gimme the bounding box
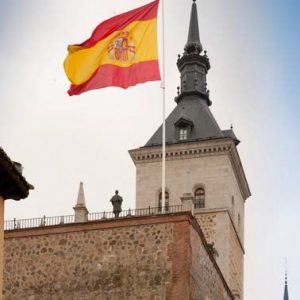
[127,208,132,217]
[39,216,46,227]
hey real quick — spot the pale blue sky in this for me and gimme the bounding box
[0,1,299,299]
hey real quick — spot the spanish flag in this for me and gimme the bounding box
[64,0,160,96]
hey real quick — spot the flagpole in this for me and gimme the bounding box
[161,0,166,211]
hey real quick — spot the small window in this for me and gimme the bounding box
[194,188,205,208]
[179,128,188,140]
[158,191,169,212]
[175,117,193,141]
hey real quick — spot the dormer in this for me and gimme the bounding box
[174,117,194,141]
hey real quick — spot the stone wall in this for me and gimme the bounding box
[4,220,173,300]
[130,139,247,244]
[195,210,244,299]
[189,221,232,300]
[4,213,233,300]
[229,218,244,299]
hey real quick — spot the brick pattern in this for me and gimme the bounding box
[166,222,190,300]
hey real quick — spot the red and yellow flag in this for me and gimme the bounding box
[64,0,160,96]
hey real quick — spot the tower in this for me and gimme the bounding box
[129,1,251,299]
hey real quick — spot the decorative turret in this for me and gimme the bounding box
[73,182,89,223]
[145,0,226,147]
[176,0,211,105]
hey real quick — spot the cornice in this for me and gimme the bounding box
[228,146,251,201]
[129,138,251,201]
[129,138,233,164]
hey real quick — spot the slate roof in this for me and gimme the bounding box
[145,96,239,147]
[144,0,239,148]
[222,129,240,144]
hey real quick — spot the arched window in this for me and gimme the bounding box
[158,191,169,212]
[194,188,205,208]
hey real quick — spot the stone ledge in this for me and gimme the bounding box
[129,138,234,164]
[4,212,193,239]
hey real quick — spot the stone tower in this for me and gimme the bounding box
[129,1,251,299]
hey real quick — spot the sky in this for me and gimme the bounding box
[0,0,299,299]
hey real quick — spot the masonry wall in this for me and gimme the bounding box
[133,141,245,244]
[195,210,244,299]
[3,213,233,300]
[189,220,232,300]
[132,140,246,299]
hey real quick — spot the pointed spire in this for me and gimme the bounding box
[73,182,88,223]
[184,0,203,55]
[283,259,289,300]
[176,0,211,105]
[75,181,86,207]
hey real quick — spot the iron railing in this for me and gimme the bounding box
[4,214,75,231]
[4,205,186,231]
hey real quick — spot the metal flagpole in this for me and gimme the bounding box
[161,0,166,211]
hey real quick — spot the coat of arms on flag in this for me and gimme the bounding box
[63,0,160,96]
[108,31,136,63]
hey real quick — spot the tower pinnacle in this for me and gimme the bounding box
[283,262,289,300]
[176,0,211,106]
[76,181,86,206]
[184,0,203,55]
[73,182,89,222]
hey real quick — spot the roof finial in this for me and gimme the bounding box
[284,257,288,285]
[184,0,203,55]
